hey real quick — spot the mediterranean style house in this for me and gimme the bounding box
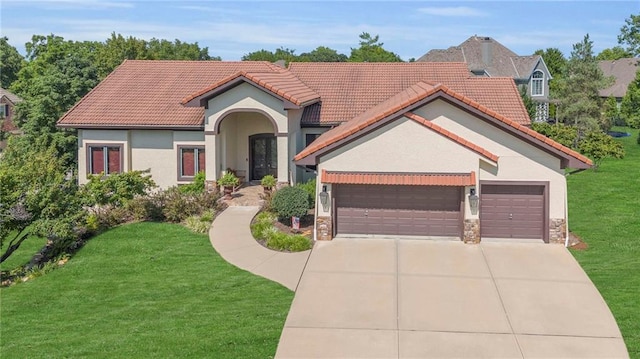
[418,35,553,121]
[0,88,22,152]
[57,60,591,244]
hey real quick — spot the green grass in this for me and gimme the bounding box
[0,222,293,358]
[0,232,48,272]
[568,127,640,358]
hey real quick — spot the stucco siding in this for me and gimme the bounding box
[415,100,566,218]
[78,129,130,185]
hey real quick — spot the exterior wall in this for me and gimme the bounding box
[204,83,289,182]
[316,116,485,225]
[528,61,552,101]
[298,126,330,183]
[78,129,204,189]
[416,100,566,219]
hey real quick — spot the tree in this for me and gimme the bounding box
[349,33,403,62]
[577,130,625,169]
[555,34,611,131]
[298,46,347,62]
[603,96,620,129]
[519,85,536,120]
[620,69,640,128]
[242,47,298,65]
[596,46,632,60]
[0,144,84,263]
[0,37,25,88]
[618,13,640,56]
[534,48,566,118]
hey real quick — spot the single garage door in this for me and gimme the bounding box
[335,184,461,237]
[480,184,545,240]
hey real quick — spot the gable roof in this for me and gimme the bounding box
[58,60,281,129]
[598,58,639,98]
[418,36,544,80]
[294,82,591,169]
[181,69,320,108]
[0,88,22,104]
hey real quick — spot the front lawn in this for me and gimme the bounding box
[0,222,293,358]
[568,127,640,358]
[0,233,47,273]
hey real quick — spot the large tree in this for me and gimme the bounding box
[534,47,567,118]
[555,34,611,130]
[596,46,633,60]
[242,47,297,64]
[298,46,348,62]
[0,37,25,88]
[620,69,640,128]
[349,33,403,62]
[618,13,640,56]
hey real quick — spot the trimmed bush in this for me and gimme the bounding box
[266,232,311,252]
[178,171,206,194]
[80,170,157,206]
[158,187,218,222]
[271,186,309,221]
[296,178,316,208]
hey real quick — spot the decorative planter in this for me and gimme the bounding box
[223,186,233,199]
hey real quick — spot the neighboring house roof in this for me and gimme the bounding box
[58,61,530,129]
[418,36,544,80]
[294,82,591,169]
[0,88,22,104]
[598,58,639,98]
[58,60,282,128]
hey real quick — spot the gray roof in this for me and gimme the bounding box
[598,58,639,98]
[0,88,22,104]
[418,36,542,80]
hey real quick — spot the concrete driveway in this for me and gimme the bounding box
[276,238,628,358]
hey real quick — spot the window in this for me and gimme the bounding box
[88,145,122,175]
[178,146,205,180]
[305,133,321,146]
[0,104,7,118]
[531,71,544,96]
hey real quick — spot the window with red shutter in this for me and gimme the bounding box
[197,148,205,175]
[107,147,121,174]
[88,144,123,176]
[90,147,104,174]
[182,148,195,177]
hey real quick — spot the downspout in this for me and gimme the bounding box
[564,176,570,247]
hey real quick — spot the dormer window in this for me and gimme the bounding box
[531,71,544,96]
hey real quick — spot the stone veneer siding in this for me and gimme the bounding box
[463,219,480,244]
[316,216,333,241]
[549,218,566,244]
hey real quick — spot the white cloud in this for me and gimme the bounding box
[418,6,487,17]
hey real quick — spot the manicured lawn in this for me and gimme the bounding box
[0,222,293,358]
[568,127,640,358]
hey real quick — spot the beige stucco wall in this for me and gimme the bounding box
[415,99,566,218]
[204,82,292,182]
[78,129,204,189]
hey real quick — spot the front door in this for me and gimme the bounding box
[250,134,277,180]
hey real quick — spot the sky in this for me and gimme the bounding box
[1,0,638,61]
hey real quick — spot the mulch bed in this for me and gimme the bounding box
[272,214,314,239]
[568,231,589,250]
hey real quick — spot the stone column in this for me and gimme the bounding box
[463,219,480,244]
[316,216,333,241]
[549,218,567,244]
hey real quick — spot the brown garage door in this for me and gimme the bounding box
[335,185,461,237]
[480,184,545,240]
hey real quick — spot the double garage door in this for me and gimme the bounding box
[480,184,545,240]
[335,185,462,237]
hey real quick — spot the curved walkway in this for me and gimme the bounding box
[209,206,311,291]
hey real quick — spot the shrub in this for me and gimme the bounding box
[637,131,640,145]
[125,195,164,221]
[271,186,309,221]
[80,170,157,206]
[179,171,206,194]
[531,122,578,148]
[184,214,212,234]
[577,130,625,169]
[296,178,316,208]
[159,187,219,223]
[266,232,312,252]
[251,212,276,238]
[217,172,239,187]
[261,174,276,188]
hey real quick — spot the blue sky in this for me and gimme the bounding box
[1,1,638,61]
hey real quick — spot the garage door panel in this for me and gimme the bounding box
[480,184,545,240]
[335,184,461,237]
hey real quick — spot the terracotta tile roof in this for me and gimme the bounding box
[181,69,320,107]
[294,82,592,168]
[288,62,529,126]
[404,112,499,163]
[598,58,639,98]
[322,170,476,186]
[418,36,542,80]
[58,60,279,128]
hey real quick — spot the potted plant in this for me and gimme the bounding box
[217,172,239,199]
[261,174,276,193]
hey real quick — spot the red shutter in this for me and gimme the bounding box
[90,147,104,174]
[107,147,121,174]
[182,149,195,176]
[197,149,205,175]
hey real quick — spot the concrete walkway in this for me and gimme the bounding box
[276,239,629,358]
[209,206,311,291]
